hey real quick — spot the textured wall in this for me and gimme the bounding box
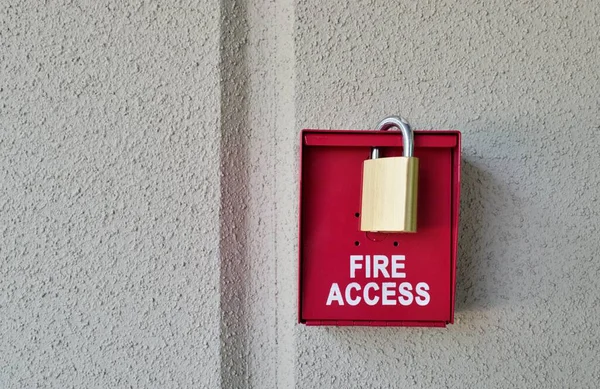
[0,1,222,387]
[293,1,600,388]
[1,0,600,388]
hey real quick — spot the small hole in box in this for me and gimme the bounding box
[393,241,399,247]
[354,241,360,246]
[354,212,360,218]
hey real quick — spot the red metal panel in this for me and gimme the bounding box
[304,131,457,148]
[304,320,447,327]
[449,133,462,324]
[298,129,461,327]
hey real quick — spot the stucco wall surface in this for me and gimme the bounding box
[293,1,600,388]
[1,0,600,388]
[1,1,222,388]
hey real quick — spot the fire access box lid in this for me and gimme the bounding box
[298,129,461,327]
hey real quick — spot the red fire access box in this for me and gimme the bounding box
[298,129,461,327]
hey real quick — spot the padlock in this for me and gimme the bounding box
[360,116,419,233]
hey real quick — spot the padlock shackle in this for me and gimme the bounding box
[376,116,414,157]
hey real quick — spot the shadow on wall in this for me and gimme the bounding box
[219,0,250,386]
[455,158,502,313]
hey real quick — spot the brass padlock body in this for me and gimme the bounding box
[360,155,418,232]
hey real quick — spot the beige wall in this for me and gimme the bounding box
[1,0,599,388]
